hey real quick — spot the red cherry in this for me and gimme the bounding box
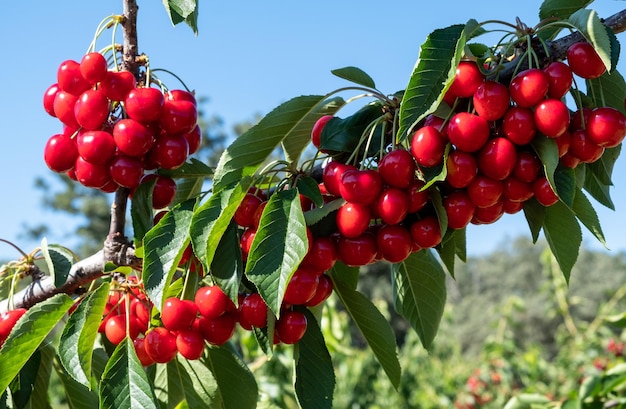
[503,199,524,214]
[276,310,307,345]
[376,224,412,263]
[339,169,382,205]
[195,285,234,320]
[176,329,205,360]
[105,314,141,345]
[533,177,559,207]
[57,59,90,96]
[301,236,337,273]
[43,83,60,117]
[311,115,333,149]
[473,80,510,121]
[131,298,152,332]
[447,113,489,152]
[509,68,549,108]
[161,298,198,331]
[503,177,534,202]
[239,293,268,328]
[471,200,504,225]
[502,107,536,145]
[197,313,237,345]
[336,202,371,238]
[567,42,607,79]
[74,89,109,131]
[477,137,517,181]
[133,337,156,367]
[125,87,165,124]
[145,327,178,363]
[373,187,409,225]
[410,216,442,248]
[76,130,116,165]
[446,149,477,188]
[283,267,319,305]
[534,99,570,138]
[322,162,354,197]
[513,151,542,183]
[0,308,27,344]
[423,115,449,139]
[586,107,626,148]
[160,99,198,135]
[560,152,581,169]
[150,175,177,209]
[554,129,572,157]
[184,125,202,155]
[74,157,111,188]
[378,149,416,188]
[406,180,430,213]
[448,61,485,98]
[410,126,447,167]
[166,89,197,105]
[570,108,592,132]
[53,90,80,128]
[100,71,136,101]
[112,119,156,157]
[337,232,378,267]
[240,228,256,260]
[443,190,475,229]
[467,175,504,208]
[234,193,263,228]
[569,129,604,163]
[80,52,108,84]
[305,275,334,307]
[543,61,573,99]
[109,154,144,188]
[147,134,189,170]
[44,134,78,173]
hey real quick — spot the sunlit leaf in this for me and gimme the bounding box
[587,70,626,114]
[210,222,243,303]
[41,239,74,288]
[205,345,258,409]
[162,0,199,34]
[331,66,376,88]
[573,188,607,247]
[543,201,582,282]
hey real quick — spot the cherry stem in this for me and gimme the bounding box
[0,239,28,259]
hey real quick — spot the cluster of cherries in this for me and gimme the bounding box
[305,41,626,268]
[42,51,201,209]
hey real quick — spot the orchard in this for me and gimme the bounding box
[1,0,626,408]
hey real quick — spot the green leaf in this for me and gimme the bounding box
[587,70,626,115]
[190,179,252,274]
[0,293,73,393]
[604,312,626,328]
[159,158,214,179]
[172,177,205,207]
[523,198,547,243]
[436,226,464,276]
[143,198,196,312]
[58,282,110,387]
[584,145,620,209]
[9,347,41,408]
[543,201,582,282]
[304,198,344,227]
[329,267,401,389]
[99,338,158,409]
[41,239,74,288]
[554,166,576,208]
[281,97,345,164]
[297,176,324,208]
[568,9,612,71]
[205,346,258,409]
[331,66,376,88]
[294,309,335,409]
[131,179,157,245]
[245,189,308,317]
[392,250,447,350]
[503,393,551,409]
[398,24,466,141]
[171,356,221,408]
[54,358,98,409]
[210,222,243,303]
[213,95,328,192]
[539,0,592,19]
[573,188,607,247]
[29,343,55,409]
[162,0,199,34]
[330,262,360,291]
[319,102,385,155]
[532,136,560,194]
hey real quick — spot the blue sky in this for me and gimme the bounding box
[1,1,625,261]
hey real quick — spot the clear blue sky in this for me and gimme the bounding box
[1,1,625,261]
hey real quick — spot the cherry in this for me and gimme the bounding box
[105,314,141,346]
[339,169,382,205]
[301,236,337,273]
[240,228,256,260]
[133,337,156,367]
[145,327,178,364]
[410,216,442,249]
[197,313,237,345]
[184,125,202,155]
[0,308,27,345]
[477,137,517,181]
[586,107,626,148]
[311,115,333,149]
[239,293,268,328]
[44,134,78,173]
[146,134,189,170]
[161,298,198,331]
[160,99,198,135]
[554,129,572,157]
[568,129,604,163]
[467,175,504,208]
[131,298,152,332]
[513,151,542,183]
[448,61,485,98]
[543,61,573,99]
[503,177,534,202]
[74,157,111,188]
[447,112,489,152]
[423,114,449,139]
[509,68,549,108]
[74,89,109,131]
[194,285,234,320]
[322,162,355,197]
[150,175,177,209]
[100,70,136,101]
[80,52,108,84]
[567,42,607,79]
[234,193,264,228]
[53,90,80,129]
[336,202,371,238]
[407,180,430,213]
[534,99,570,138]
[560,152,582,169]
[410,126,447,167]
[376,224,413,263]
[570,108,592,132]
[109,154,144,188]
[125,87,165,124]
[503,199,524,214]
[166,89,198,105]
[112,119,155,157]
[471,200,504,225]
[76,130,116,165]
[473,80,510,121]
[443,190,476,229]
[446,149,477,188]
[533,176,559,207]
[283,267,319,305]
[305,275,334,307]
[276,310,307,345]
[502,106,536,145]
[43,83,60,117]
[378,149,416,188]
[373,187,409,225]
[57,59,90,96]
[176,329,205,360]
[337,232,378,267]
